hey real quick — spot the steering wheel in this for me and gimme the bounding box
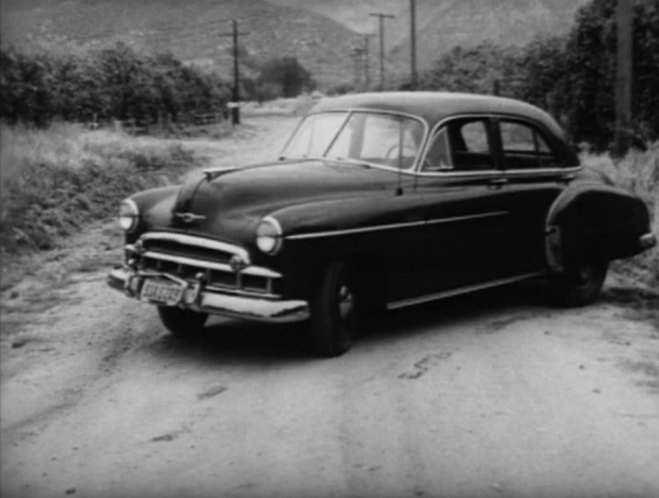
[385,144,401,160]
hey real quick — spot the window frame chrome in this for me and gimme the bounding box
[414,113,583,178]
[280,108,430,174]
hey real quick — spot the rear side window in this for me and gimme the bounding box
[422,118,494,172]
[499,121,559,169]
[460,121,490,153]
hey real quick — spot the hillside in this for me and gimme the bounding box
[0,0,363,89]
[0,0,592,90]
[268,0,590,73]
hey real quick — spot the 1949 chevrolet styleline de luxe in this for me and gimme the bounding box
[108,92,656,357]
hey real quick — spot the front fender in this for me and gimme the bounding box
[267,192,426,296]
[126,186,180,242]
[545,184,652,271]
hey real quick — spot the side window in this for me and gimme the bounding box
[499,121,559,169]
[422,128,452,171]
[450,118,494,171]
[422,118,494,172]
[460,121,490,154]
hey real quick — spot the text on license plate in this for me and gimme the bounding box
[140,279,184,305]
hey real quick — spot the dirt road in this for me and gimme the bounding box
[2,111,658,498]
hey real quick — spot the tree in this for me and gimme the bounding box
[562,0,659,148]
[257,56,314,98]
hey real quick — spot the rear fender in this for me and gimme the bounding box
[545,184,651,271]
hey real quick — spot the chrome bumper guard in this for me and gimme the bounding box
[640,232,657,250]
[108,267,310,324]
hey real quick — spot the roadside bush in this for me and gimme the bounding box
[0,123,198,254]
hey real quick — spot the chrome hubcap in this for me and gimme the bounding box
[338,283,354,323]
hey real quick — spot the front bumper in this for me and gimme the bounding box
[108,267,310,324]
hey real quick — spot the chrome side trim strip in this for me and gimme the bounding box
[142,251,282,279]
[426,210,509,226]
[140,232,250,263]
[386,272,545,311]
[286,220,424,240]
[285,211,509,240]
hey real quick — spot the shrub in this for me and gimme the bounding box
[0,123,198,254]
[0,44,231,127]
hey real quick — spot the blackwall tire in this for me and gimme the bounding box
[310,261,359,357]
[552,261,608,307]
[157,306,208,337]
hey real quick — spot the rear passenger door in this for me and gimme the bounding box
[493,118,568,273]
[418,117,520,292]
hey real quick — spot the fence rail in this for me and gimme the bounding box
[103,110,229,135]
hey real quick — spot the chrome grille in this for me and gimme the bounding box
[129,232,281,297]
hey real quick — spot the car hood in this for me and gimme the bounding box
[167,159,398,243]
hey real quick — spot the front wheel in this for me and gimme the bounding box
[552,261,608,307]
[310,261,360,357]
[157,306,208,337]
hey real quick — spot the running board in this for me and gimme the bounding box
[386,272,546,311]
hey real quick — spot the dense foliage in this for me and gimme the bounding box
[0,44,231,126]
[417,0,659,150]
[254,56,315,99]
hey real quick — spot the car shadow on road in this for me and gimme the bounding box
[147,280,556,365]
[367,279,555,342]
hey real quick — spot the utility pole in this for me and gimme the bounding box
[219,20,249,125]
[410,0,417,88]
[363,34,375,90]
[351,46,364,89]
[614,0,633,156]
[369,12,395,90]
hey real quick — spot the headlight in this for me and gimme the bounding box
[256,216,283,254]
[118,199,139,232]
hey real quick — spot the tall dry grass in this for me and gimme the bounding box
[0,123,196,254]
[582,143,659,288]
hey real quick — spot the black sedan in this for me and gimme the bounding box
[108,92,656,356]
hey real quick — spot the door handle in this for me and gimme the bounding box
[488,178,508,189]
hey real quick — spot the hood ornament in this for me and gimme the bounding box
[174,212,207,224]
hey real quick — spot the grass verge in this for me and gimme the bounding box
[0,122,197,255]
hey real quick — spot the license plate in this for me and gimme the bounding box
[140,279,184,305]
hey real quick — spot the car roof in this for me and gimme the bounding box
[313,91,562,133]
[311,91,578,166]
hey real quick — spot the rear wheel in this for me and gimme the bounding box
[310,261,360,357]
[552,261,608,307]
[157,306,208,337]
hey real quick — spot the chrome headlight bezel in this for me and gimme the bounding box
[256,216,283,255]
[118,199,139,233]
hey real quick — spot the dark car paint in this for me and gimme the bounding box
[124,93,653,309]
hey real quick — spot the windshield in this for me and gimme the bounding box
[281,111,426,169]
